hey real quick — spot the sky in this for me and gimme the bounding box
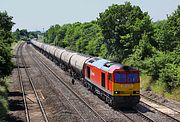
[0,0,179,31]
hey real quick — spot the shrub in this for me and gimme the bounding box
[158,64,180,92]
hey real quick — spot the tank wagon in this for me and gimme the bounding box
[31,39,140,107]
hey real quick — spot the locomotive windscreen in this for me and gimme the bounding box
[115,72,139,83]
[128,73,139,82]
[115,73,126,83]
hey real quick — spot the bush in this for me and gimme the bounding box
[158,64,180,92]
[0,40,13,76]
[151,80,167,95]
[0,96,9,121]
[0,78,9,121]
[144,51,180,80]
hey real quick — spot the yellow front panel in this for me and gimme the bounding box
[113,83,140,96]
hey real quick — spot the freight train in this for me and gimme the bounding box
[30,39,140,107]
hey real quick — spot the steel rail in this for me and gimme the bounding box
[117,110,135,122]
[132,107,155,122]
[140,101,180,122]
[16,42,30,122]
[140,94,180,114]
[117,107,154,122]
[20,42,49,122]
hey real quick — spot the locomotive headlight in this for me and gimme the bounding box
[114,91,120,94]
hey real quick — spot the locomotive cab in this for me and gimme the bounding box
[111,66,140,106]
[112,69,140,96]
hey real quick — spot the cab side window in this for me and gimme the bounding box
[87,66,90,79]
[108,73,112,81]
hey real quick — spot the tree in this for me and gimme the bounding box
[75,22,104,56]
[0,11,14,76]
[0,11,14,44]
[0,11,14,32]
[44,24,61,44]
[97,2,154,62]
[153,6,180,52]
[0,40,13,76]
[165,5,180,52]
[124,33,156,68]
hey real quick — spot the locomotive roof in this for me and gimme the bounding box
[86,58,137,73]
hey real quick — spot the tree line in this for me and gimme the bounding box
[0,11,14,120]
[13,29,40,41]
[0,11,14,77]
[44,2,180,98]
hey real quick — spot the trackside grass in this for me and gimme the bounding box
[0,77,11,121]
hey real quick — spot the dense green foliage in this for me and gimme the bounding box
[97,2,155,62]
[0,11,14,121]
[145,6,180,93]
[0,11,14,77]
[13,29,40,41]
[153,6,180,52]
[144,51,180,91]
[0,40,13,75]
[44,3,180,99]
[44,22,105,56]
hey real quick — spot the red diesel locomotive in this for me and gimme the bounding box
[84,58,140,107]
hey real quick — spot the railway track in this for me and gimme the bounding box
[141,94,180,114]
[140,94,180,122]
[117,107,155,122]
[121,97,180,122]
[16,43,29,122]
[26,44,106,122]
[134,108,155,122]
[16,42,48,122]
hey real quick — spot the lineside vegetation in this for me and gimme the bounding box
[43,2,180,101]
[0,11,14,121]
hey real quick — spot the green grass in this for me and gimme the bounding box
[151,80,167,95]
[0,96,9,121]
[140,73,180,102]
[0,77,11,121]
[140,73,152,90]
[11,41,22,56]
[164,88,180,101]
